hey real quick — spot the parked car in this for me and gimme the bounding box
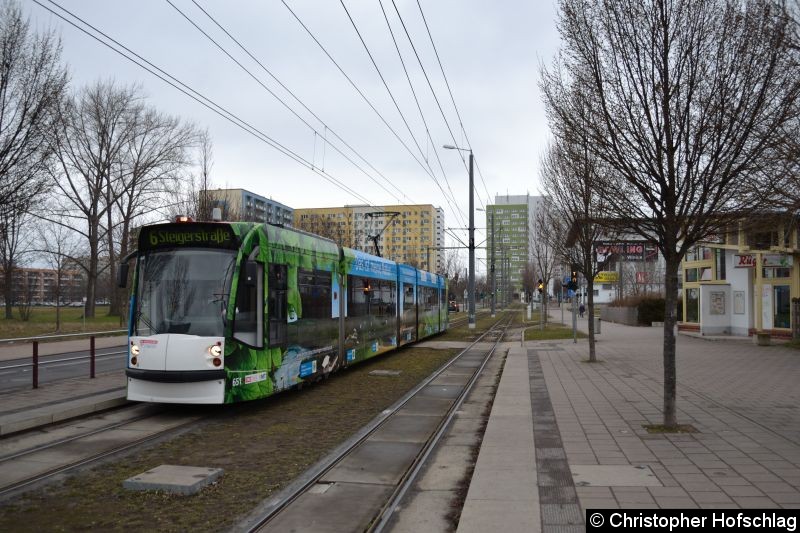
[448,300,459,312]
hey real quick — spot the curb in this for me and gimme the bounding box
[0,391,129,437]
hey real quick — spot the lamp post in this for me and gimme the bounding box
[443,144,475,329]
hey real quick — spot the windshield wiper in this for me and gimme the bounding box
[136,310,156,335]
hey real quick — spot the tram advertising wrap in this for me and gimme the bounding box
[120,219,448,404]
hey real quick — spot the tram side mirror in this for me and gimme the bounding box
[117,263,129,288]
[245,260,258,287]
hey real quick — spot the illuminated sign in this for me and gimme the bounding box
[140,224,237,250]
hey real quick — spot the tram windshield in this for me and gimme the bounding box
[134,248,237,337]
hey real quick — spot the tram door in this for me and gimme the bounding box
[269,264,288,349]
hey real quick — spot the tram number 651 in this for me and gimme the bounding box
[232,377,242,387]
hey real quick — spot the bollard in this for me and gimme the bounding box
[90,335,96,379]
[32,340,39,389]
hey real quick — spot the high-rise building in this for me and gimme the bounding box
[201,188,293,226]
[486,194,545,299]
[294,204,445,272]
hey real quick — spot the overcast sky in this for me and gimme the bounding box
[26,0,561,272]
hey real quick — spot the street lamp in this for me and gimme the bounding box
[477,207,495,318]
[443,144,475,329]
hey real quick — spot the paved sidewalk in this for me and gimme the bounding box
[458,309,800,531]
[457,345,539,533]
[0,372,127,436]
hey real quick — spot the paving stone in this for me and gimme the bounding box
[654,498,698,508]
[731,497,780,508]
[721,485,766,498]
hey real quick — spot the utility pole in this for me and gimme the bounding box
[468,152,475,329]
[443,144,476,329]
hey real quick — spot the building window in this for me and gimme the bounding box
[685,268,698,282]
[749,231,778,249]
[714,249,726,280]
[763,267,791,279]
[774,285,790,329]
[685,288,699,323]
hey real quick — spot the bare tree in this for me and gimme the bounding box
[35,220,83,331]
[531,200,558,323]
[49,81,140,319]
[108,105,197,317]
[0,0,68,219]
[542,0,800,427]
[540,132,616,362]
[15,270,34,321]
[0,208,32,318]
[166,129,215,222]
[521,262,537,303]
[0,0,67,319]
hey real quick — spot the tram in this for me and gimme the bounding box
[118,217,448,404]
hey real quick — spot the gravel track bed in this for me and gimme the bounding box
[0,345,460,532]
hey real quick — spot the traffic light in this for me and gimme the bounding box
[568,271,578,291]
[537,278,543,294]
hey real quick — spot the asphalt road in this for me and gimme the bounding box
[0,347,127,392]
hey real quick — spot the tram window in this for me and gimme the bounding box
[269,264,288,347]
[234,261,263,347]
[375,280,396,317]
[348,276,395,317]
[348,276,369,317]
[404,284,414,305]
[419,287,434,311]
[299,268,331,319]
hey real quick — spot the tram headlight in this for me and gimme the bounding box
[130,343,140,356]
[209,344,222,357]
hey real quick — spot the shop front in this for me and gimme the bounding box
[680,244,797,338]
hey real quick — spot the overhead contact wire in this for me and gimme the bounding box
[183,0,410,205]
[35,0,375,207]
[338,0,466,227]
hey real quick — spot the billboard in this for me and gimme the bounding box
[595,241,658,263]
[594,271,619,283]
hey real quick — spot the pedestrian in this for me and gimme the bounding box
[579,303,585,318]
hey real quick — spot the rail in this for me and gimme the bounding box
[237,314,510,532]
[0,329,127,345]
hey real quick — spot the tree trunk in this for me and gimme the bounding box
[662,254,680,428]
[107,204,119,317]
[587,276,596,362]
[3,269,12,319]
[116,217,131,326]
[55,269,61,332]
[85,220,98,319]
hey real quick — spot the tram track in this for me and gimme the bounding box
[236,313,512,533]
[0,403,204,502]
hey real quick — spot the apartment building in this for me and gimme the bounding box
[201,188,293,226]
[293,204,445,273]
[0,267,84,305]
[486,194,545,299]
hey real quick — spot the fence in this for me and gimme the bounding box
[1,330,127,389]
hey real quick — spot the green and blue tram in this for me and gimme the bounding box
[119,218,448,404]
